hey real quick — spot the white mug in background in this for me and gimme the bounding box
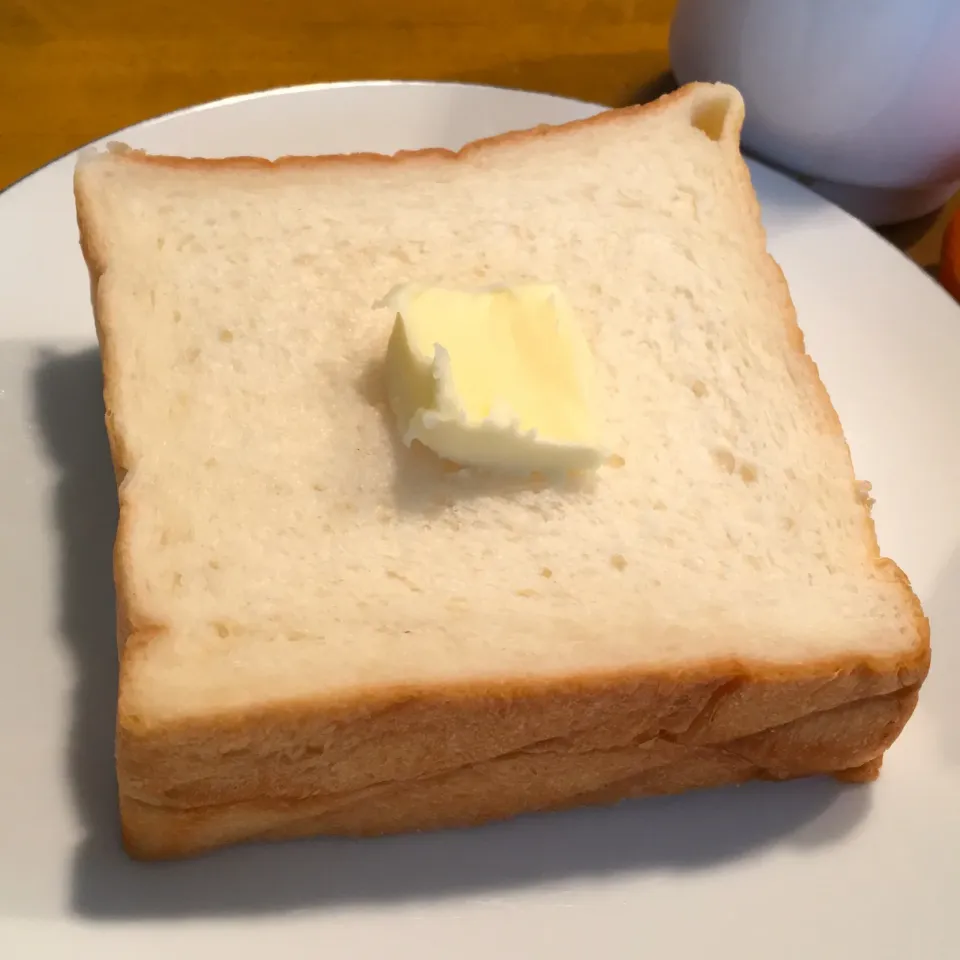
[670,0,960,225]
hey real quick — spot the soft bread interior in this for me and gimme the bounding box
[76,84,922,725]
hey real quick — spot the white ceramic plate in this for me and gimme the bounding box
[1,82,959,959]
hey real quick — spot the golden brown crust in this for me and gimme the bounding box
[119,684,919,859]
[100,81,702,177]
[74,81,931,860]
[115,644,930,809]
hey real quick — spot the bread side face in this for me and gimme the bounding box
[74,82,930,857]
[116,641,929,810]
[119,681,921,859]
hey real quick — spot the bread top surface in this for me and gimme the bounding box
[74,84,925,723]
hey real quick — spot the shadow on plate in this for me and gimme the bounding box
[34,346,872,921]
[922,546,960,766]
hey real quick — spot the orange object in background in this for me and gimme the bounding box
[941,210,960,301]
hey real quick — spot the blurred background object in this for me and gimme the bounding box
[670,0,960,227]
[941,212,960,302]
[2,0,957,281]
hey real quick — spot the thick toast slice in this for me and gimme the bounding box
[74,83,928,859]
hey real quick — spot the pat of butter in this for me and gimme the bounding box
[382,283,605,474]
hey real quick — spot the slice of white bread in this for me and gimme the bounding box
[74,82,929,860]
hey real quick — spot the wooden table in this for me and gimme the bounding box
[2,0,954,272]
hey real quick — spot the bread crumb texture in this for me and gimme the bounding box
[77,85,923,724]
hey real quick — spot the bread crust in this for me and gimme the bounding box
[74,81,931,860]
[119,684,920,860]
[89,82,727,176]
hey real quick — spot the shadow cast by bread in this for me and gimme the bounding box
[924,546,960,766]
[32,347,121,864]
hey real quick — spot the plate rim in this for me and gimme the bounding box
[0,79,605,200]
